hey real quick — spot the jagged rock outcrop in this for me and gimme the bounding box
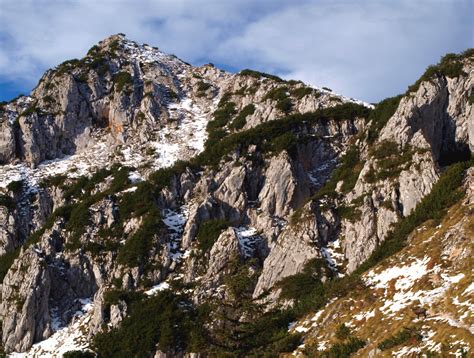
[379,64,474,158]
[397,153,439,216]
[1,248,52,352]
[258,151,310,218]
[253,205,321,299]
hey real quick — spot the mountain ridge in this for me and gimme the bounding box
[0,35,472,356]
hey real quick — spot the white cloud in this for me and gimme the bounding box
[0,0,472,102]
[214,0,472,101]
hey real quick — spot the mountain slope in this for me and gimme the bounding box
[0,36,472,356]
[289,165,473,357]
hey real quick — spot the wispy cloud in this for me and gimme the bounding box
[0,0,472,102]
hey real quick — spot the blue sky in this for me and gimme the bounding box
[0,0,472,103]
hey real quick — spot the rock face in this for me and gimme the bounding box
[0,219,99,353]
[380,73,474,159]
[253,206,321,299]
[0,35,472,355]
[1,249,52,353]
[258,151,309,218]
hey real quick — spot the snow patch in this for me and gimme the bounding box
[162,206,188,261]
[233,227,263,258]
[128,171,142,184]
[365,257,429,290]
[10,298,94,357]
[321,238,345,276]
[145,281,170,295]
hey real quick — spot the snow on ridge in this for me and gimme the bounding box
[143,96,211,171]
[0,95,213,198]
[313,85,374,109]
[121,38,187,76]
[0,140,111,191]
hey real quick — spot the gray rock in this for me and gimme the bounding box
[253,205,321,299]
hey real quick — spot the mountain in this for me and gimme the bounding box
[0,34,472,357]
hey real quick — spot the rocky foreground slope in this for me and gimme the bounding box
[288,166,474,357]
[0,35,472,356]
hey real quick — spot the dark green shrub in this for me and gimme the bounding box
[117,211,162,267]
[264,87,289,102]
[239,69,283,82]
[369,144,416,182]
[337,205,362,222]
[335,324,352,340]
[0,194,15,210]
[462,48,474,57]
[218,92,232,107]
[0,249,20,283]
[103,290,144,307]
[75,72,89,83]
[43,95,55,104]
[378,327,422,350]
[196,81,211,92]
[366,95,402,143]
[7,180,23,194]
[407,52,467,93]
[65,202,90,242]
[468,94,474,105]
[322,102,370,121]
[196,219,230,253]
[89,56,109,75]
[62,166,117,200]
[93,291,202,357]
[108,39,120,55]
[291,87,313,99]
[62,176,89,200]
[109,166,132,193]
[207,102,236,132]
[313,147,362,199]
[322,337,366,357]
[87,45,100,56]
[276,97,293,113]
[113,71,133,93]
[56,59,81,76]
[167,88,178,100]
[263,87,293,113]
[149,160,188,189]
[20,103,38,117]
[230,104,255,130]
[371,140,399,159]
[198,105,370,170]
[364,167,377,183]
[270,132,297,154]
[119,181,155,219]
[277,258,329,303]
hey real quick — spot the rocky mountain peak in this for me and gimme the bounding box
[0,39,472,356]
